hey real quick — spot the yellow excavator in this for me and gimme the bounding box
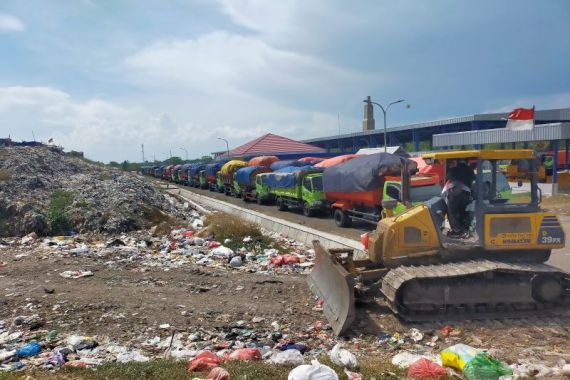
[309,150,568,336]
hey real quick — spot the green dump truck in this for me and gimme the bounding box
[265,167,327,217]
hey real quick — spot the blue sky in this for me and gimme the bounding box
[0,0,569,162]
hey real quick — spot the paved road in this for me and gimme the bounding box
[167,181,570,272]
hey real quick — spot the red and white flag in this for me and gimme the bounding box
[506,106,535,131]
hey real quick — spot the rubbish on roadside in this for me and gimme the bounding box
[15,342,41,357]
[0,350,16,361]
[440,326,454,337]
[243,236,252,243]
[343,368,363,380]
[440,343,481,371]
[407,358,448,379]
[228,348,261,361]
[159,323,171,329]
[187,351,223,372]
[409,328,423,343]
[70,245,89,254]
[46,349,66,366]
[279,342,308,354]
[270,349,304,365]
[116,350,150,363]
[67,335,98,351]
[223,238,232,244]
[288,359,339,380]
[59,270,93,279]
[207,366,230,380]
[462,353,512,380]
[229,256,243,267]
[208,241,221,249]
[329,343,358,369]
[271,321,281,331]
[212,246,233,257]
[271,254,300,266]
[392,352,430,368]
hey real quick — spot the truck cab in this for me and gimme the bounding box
[382,175,442,216]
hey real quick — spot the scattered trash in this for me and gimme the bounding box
[288,359,339,380]
[462,353,512,380]
[409,328,423,343]
[228,348,261,361]
[15,342,41,358]
[440,326,454,337]
[392,352,431,368]
[329,343,358,369]
[271,254,300,266]
[441,344,481,371]
[270,349,305,365]
[229,256,243,267]
[279,342,308,354]
[344,368,363,380]
[116,350,149,363]
[59,270,93,279]
[407,358,448,379]
[207,366,230,380]
[187,351,223,372]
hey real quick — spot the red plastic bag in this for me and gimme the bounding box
[208,241,221,248]
[187,351,222,372]
[183,230,195,237]
[207,366,230,380]
[271,255,300,266]
[228,348,261,361]
[407,358,448,379]
[360,233,369,250]
[440,326,454,337]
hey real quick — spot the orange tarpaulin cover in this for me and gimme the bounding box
[298,156,325,163]
[248,156,278,168]
[314,154,360,168]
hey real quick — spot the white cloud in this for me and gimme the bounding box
[485,92,570,113]
[0,13,25,32]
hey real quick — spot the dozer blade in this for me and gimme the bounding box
[308,241,355,336]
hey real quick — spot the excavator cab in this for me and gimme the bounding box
[310,149,568,336]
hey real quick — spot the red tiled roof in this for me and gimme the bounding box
[228,133,325,157]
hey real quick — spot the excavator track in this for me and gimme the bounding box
[382,259,570,322]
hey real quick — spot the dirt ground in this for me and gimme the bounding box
[0,248,321,342]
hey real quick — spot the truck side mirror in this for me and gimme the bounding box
[381,199,398,210]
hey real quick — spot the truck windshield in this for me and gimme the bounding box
[409,184,442,202]
[311,176,323,191]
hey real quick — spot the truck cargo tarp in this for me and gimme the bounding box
[248,156,278,168]
[189,163,207,177]
[235,166,270,186]
[270,160,307,171]
[205,163,224,177]
[314,154,360,168]
[323,153,416,193]
[266,166,321,188]
[220,160,248,176]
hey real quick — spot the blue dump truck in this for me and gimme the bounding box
[233,165,272,202]
[188,163,206,188]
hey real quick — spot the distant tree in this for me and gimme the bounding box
[200,155,213,163]
[121,160,129,171]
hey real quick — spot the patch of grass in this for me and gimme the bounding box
[98,172,112,181]
[47,190,75,235]
[0,169,12,182]
[203,212,291,253]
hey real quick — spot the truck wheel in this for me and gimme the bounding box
[302,203,313,217]
[242,193,248,202]
[334,208,351,228]
[256,196,263,205]
[277,198,288,211]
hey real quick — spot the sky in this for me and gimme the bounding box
[0,0,569,162]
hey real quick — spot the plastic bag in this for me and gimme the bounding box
[441,343,481,370]
[228,348,261,361]
[462,353,513,380]
[270,349,305,365]
[329,343,358,369]
[288,359,339,380]
[15,342,41,357]
[207,366,230,380]
[271,255,300,266]
[279,342,308,354]
[187,351,223,372]
[344,368,362,380]
[407,358,448,379]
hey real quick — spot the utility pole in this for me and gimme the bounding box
[169,150,172,159]
[141,144,145,162]
[32,131,36,142]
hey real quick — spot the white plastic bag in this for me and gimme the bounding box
[329,343,358,369]
[288,359,339,380]
[270,349,304,365]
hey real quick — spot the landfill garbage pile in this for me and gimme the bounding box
[0,146,185,237]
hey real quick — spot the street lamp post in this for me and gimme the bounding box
[179,147,188,161]
[363,98,407,152]
[217,137,230,158]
